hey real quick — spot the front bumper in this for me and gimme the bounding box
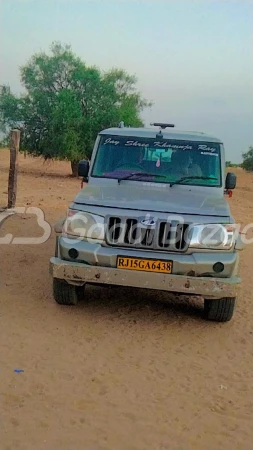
[50,257,240,299]
[57,237,239,278]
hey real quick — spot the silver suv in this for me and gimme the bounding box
[50,123,243,322]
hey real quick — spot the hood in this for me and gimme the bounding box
[73,184,230,218]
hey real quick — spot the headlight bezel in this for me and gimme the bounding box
[62,209,105,242]
[188,223,236,250]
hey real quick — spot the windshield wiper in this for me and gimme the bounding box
[118,172,166,184]
[170,176,217,187]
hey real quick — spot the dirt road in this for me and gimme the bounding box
[1,150,253,450]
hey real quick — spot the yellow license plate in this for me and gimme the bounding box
[117,257,173,274]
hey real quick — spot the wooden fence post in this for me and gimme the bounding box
[8,129,20,209]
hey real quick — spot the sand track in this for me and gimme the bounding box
[1,150,253,450]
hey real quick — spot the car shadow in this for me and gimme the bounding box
[75,284,204,324]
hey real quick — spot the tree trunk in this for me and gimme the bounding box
[8,130,20,208]
[71,161,79,177]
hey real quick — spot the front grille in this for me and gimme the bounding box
[106,216,189,252]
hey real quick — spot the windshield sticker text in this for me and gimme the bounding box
[198,145,217,153]
[104,138,193,151]
[125,140,150,148]
[153,141,192,150]
[104,138,120,146]
[104,138,219,155]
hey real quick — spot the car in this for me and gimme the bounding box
[50,122,243,322]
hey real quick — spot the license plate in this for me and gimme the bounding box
[117,257,173,274]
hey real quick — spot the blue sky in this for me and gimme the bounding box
[0,0,252,162]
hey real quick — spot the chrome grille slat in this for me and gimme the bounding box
[159,222,171,248]
[168,221,178,251]
[163,223,169,247]
[178,225,184,250]
[174,223,183,250]
[125,218,137,244]
[142,228,155,247]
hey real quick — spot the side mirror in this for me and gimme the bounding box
[78,160,89,178]
[225,172,236,190]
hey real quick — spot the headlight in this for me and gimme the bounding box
[63,210,105,241]
[189,224,235,249]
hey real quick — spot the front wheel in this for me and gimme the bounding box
[204,297,236,322]
[53,279,84,306]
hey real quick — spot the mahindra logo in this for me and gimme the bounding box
[141,218,156,227]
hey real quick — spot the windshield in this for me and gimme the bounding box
[91,135,222,187]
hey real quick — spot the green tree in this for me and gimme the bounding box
[241,146,253,172]
[0,42,151,175]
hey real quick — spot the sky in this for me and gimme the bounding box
[0,0,252,162]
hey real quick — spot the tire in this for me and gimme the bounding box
[53,278,84,306]
[204,297,236,322]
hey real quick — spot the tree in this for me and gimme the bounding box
[0,42,151,175]
[242,146,253,172]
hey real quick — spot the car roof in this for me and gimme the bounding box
[100,127,223,144]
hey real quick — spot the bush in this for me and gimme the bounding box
[242,146,253,172]
[226,161,241,168]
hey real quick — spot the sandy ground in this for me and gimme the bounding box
[0,149,253,450]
